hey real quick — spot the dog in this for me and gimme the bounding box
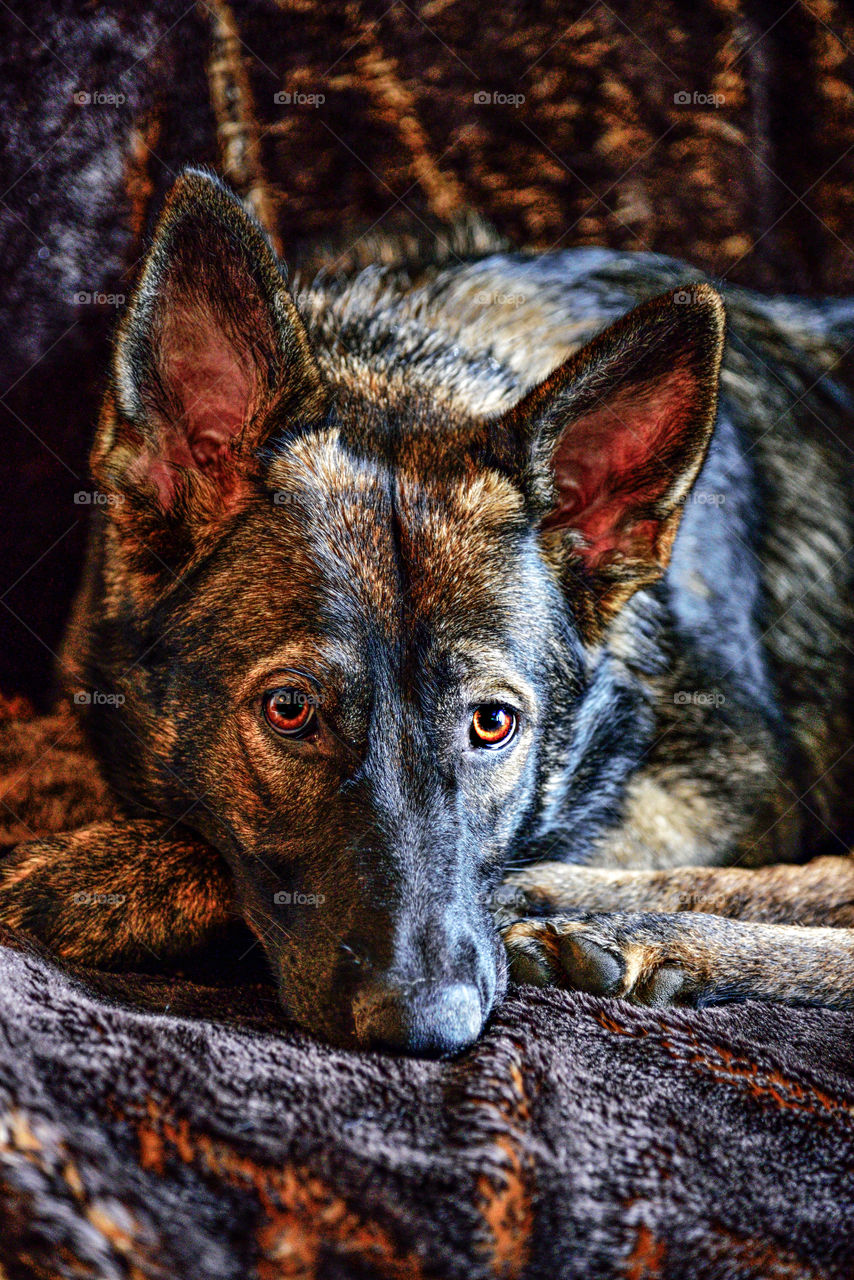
[3,167,854,1055]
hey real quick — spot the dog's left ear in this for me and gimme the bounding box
[492,284,725,628]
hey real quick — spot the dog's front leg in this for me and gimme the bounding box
[0,821,235,968]
[502,912,854,1008]
[494,855,854,927]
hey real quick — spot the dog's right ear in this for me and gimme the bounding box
[92,169,324,570]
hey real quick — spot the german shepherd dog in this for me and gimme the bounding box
[3,168,854,1055]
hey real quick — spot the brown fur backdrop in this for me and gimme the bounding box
[2,0,854,699]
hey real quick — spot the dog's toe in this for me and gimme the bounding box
[502,920,561,985]
[635,963,695,1007]
[559,932,625,995]
[557,921,700,1007]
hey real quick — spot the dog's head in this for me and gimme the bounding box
[83,170,724,1053]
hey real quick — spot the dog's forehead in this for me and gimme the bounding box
[267,429,531,635]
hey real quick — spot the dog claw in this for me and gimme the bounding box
[559,933,625,995]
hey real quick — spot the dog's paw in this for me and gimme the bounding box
[502,914,701,1006]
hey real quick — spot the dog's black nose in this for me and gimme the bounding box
[353,981,483,1056]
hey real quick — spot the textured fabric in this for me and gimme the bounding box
[1,925,853,1278]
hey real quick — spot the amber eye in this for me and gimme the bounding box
[263,687,316,738]
[470,704,518,749]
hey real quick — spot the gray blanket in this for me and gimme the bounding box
[1,925,852,1279]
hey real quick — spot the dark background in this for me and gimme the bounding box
[2,0,853,704]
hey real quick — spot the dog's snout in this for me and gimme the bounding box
[352,980,483,1056]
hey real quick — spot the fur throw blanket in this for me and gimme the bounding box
[1,924,853,1278]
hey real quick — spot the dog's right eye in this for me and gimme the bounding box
[263,688,316,738]
[470,704,518,749]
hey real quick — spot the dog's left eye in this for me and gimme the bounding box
[470,704,518,749]
[263,687,316,738]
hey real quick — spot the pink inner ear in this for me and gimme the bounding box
[162,308,255,466]
[135,307,257,508]
[544,368,697,569]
